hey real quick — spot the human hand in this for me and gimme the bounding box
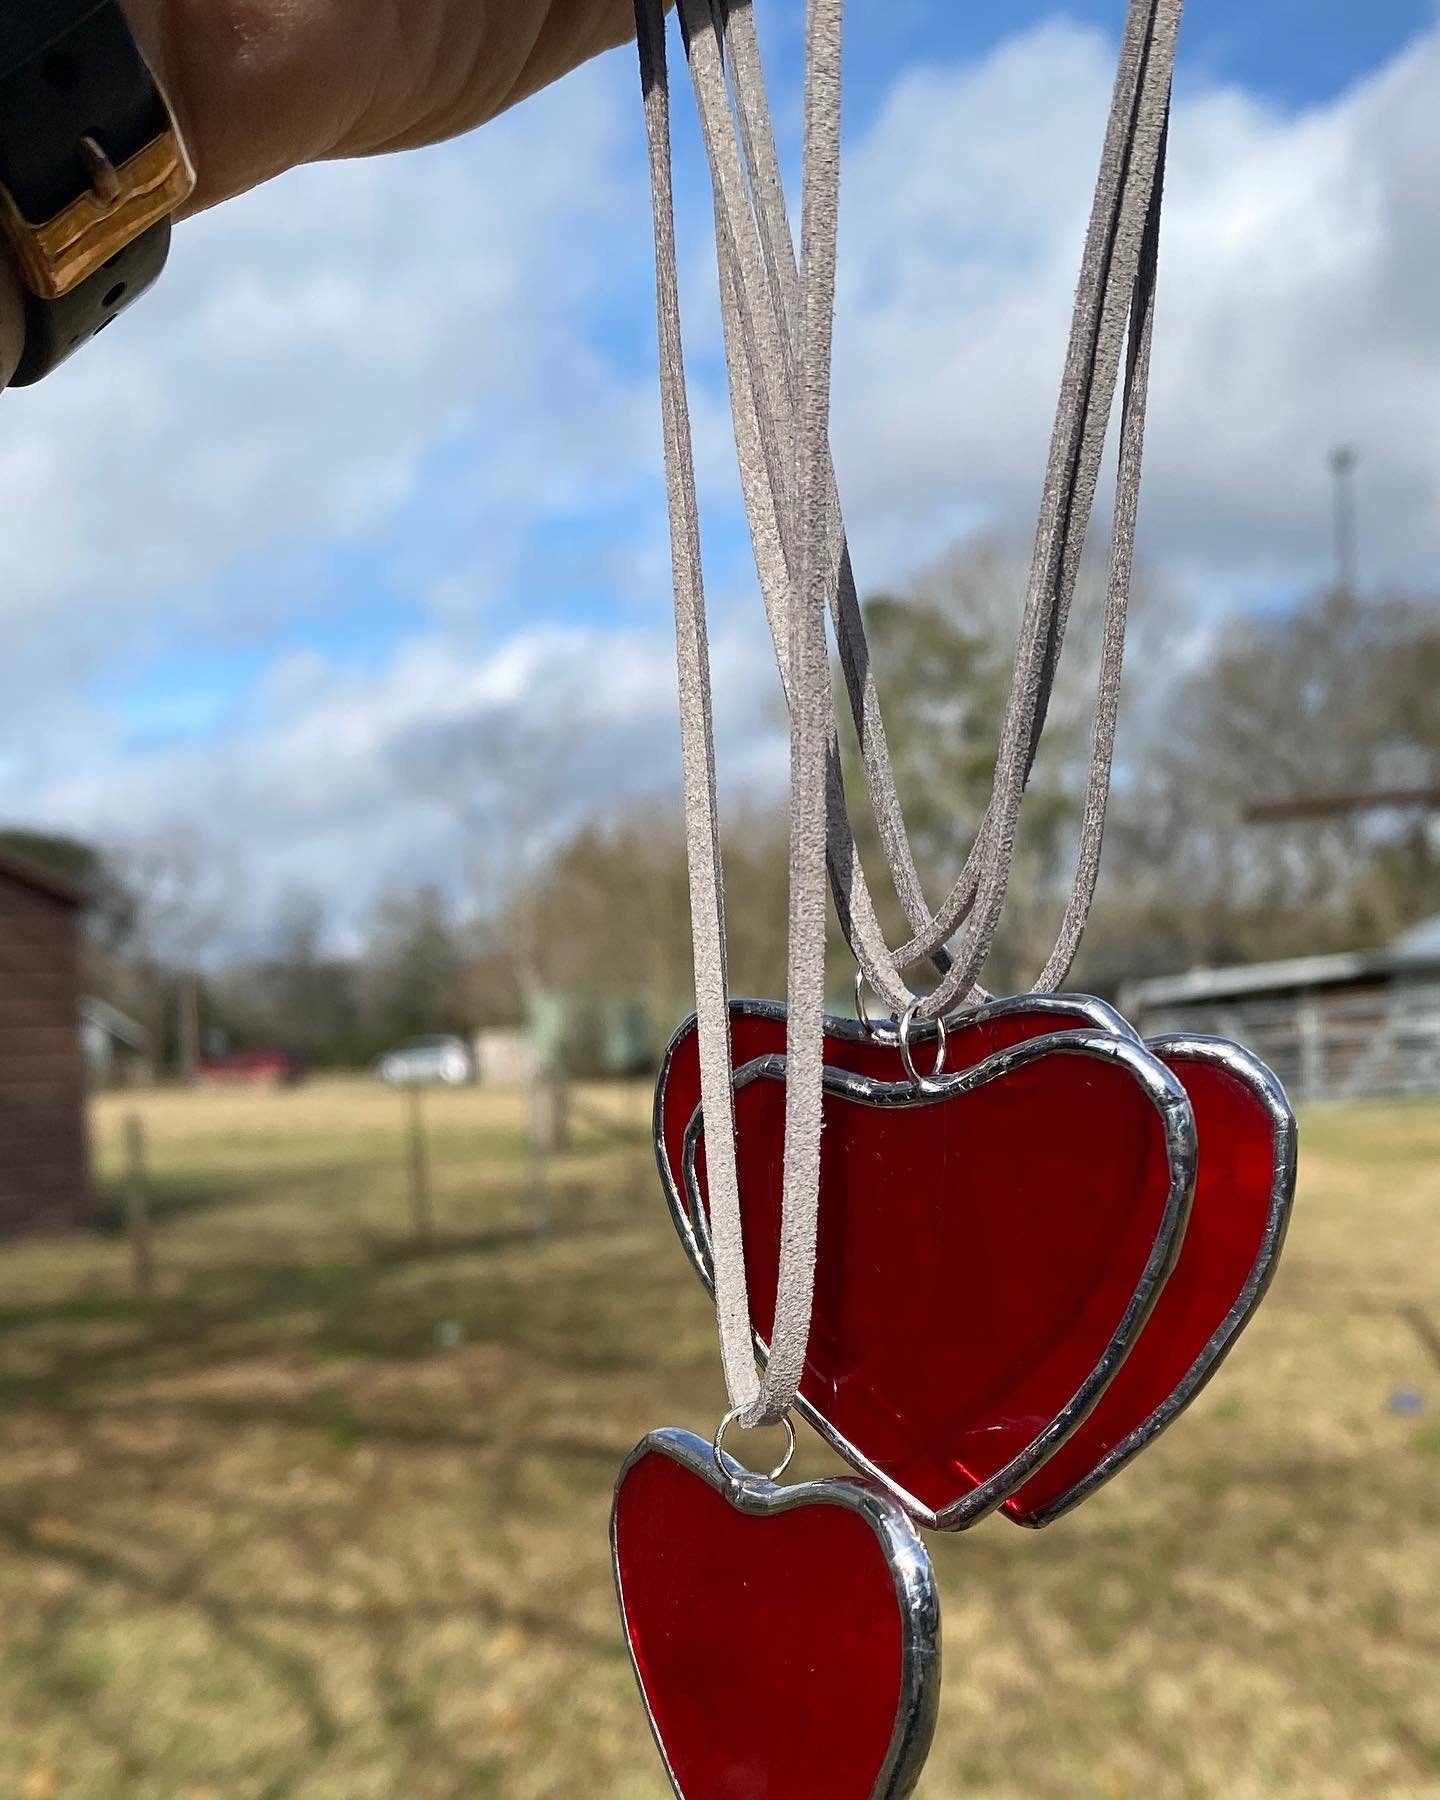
[120,0,645,215]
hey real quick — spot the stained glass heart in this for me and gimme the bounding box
[613,1427,940,1799]
[1002,1033,1296,1525]
[655,1001,1197,1529]
[655,994,1137,1270]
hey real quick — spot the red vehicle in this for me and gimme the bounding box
[196,1048,306,1088]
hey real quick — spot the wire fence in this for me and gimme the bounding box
[1135,980,1440,1102]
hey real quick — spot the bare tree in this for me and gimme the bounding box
[833,533,1168,991]
[1087,586,1440,976]
[358,885,470,1047]
[106,825,239,1077]
[392,707,579,1012]
[115,825,236,972]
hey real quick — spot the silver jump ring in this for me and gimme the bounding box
[898,1001,948,1089]
[713,1407,798,1485]
[853,970,902,1045]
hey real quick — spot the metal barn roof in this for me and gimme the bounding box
[1122,921,1440,1010]
[1393,914,1440,961]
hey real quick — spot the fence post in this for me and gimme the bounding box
[529,1067,570,1157]
[524,1066,569,1236]
[123,1113,154,1299]
[406,1086,434,1243]
[1298,998,1326,1102]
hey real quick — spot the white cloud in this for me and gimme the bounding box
[830,18,1440,599]
[0,56,655,684]
[28,608,782,944]
[6,16,1440,941]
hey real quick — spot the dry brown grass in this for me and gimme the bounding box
[0,1078,1433,1797]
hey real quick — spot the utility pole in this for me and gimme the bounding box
[177,970,201,1086]
[1329,444,1358,599]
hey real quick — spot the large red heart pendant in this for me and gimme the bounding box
[655,993,1138,1226]
[613,1427,940,1799]
[1002,1031,1296,1525]
[655,998,1197,1529]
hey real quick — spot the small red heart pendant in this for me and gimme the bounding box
[613,1427,940,1799]
[655,998,1197,1528]
[1001,1032,1296,1525]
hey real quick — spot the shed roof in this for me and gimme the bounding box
[1123,950,1388,1009]
[80,996,150,1049]
[0,846,82,907]
[1122,919,1440,1009]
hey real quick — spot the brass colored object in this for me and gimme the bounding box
[0,243,25,387]
[0,126,195,301]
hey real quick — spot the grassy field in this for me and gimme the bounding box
[0,1078,1434,1798]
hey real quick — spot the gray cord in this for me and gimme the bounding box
[633,0,1181,1425]
[635,0,761,1418]
[635,0,841,1426]
[698,0,1180,1009]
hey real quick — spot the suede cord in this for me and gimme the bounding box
[635,0,759,1422]
[701,0,1179,1010]
[633,0,1180,1427]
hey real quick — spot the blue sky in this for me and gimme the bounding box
[748,0,1432,113]
[1,0,1436,949]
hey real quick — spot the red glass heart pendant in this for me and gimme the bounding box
[655,995,1136,1246]
[613,1427,940,1799]
[655,1001,1197,1529]
[1001,1033,1296,1525]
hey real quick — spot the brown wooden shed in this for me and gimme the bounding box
[0,848,90,1234]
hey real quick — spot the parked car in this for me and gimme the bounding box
[373,1034,474,1086]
